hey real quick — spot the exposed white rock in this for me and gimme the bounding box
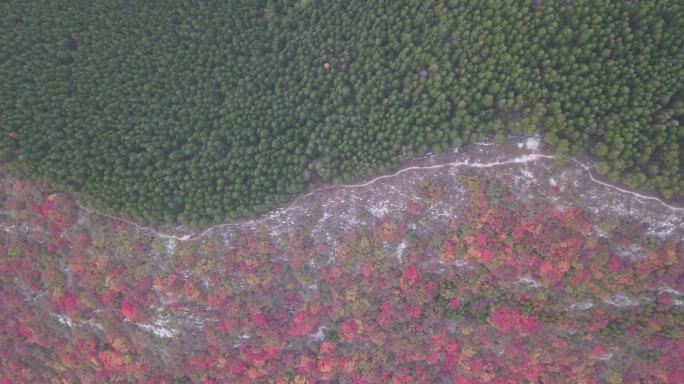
[136,318,179,339]
[604,294,640,307]
[517,276,542,289]
[525,136,540,151]
[309,326,327,341]
[52,313,75,328]
[567,301,594,311]
[394,240,407,263]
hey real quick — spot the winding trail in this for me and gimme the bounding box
[71,150,683,243]
[572,160,684,212]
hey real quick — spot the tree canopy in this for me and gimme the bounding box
[1,0,682,224]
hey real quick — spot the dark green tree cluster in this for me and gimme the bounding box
[1,0,682,225]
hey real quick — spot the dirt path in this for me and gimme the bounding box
[72,137,682,243]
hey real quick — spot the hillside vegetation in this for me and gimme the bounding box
[1,0,682,224]
[1,166,683,383]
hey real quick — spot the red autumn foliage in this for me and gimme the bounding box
[488,306,540,334]
[121,300,139,320]
[0,172,682,383]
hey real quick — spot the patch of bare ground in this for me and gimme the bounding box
[64,136,681,246]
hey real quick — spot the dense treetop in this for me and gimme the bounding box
[1,0,682,224]
[2,171,683,382]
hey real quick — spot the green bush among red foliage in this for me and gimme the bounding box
[1,172,683,383]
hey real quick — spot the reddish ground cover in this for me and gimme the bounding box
[1,168,683,383]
